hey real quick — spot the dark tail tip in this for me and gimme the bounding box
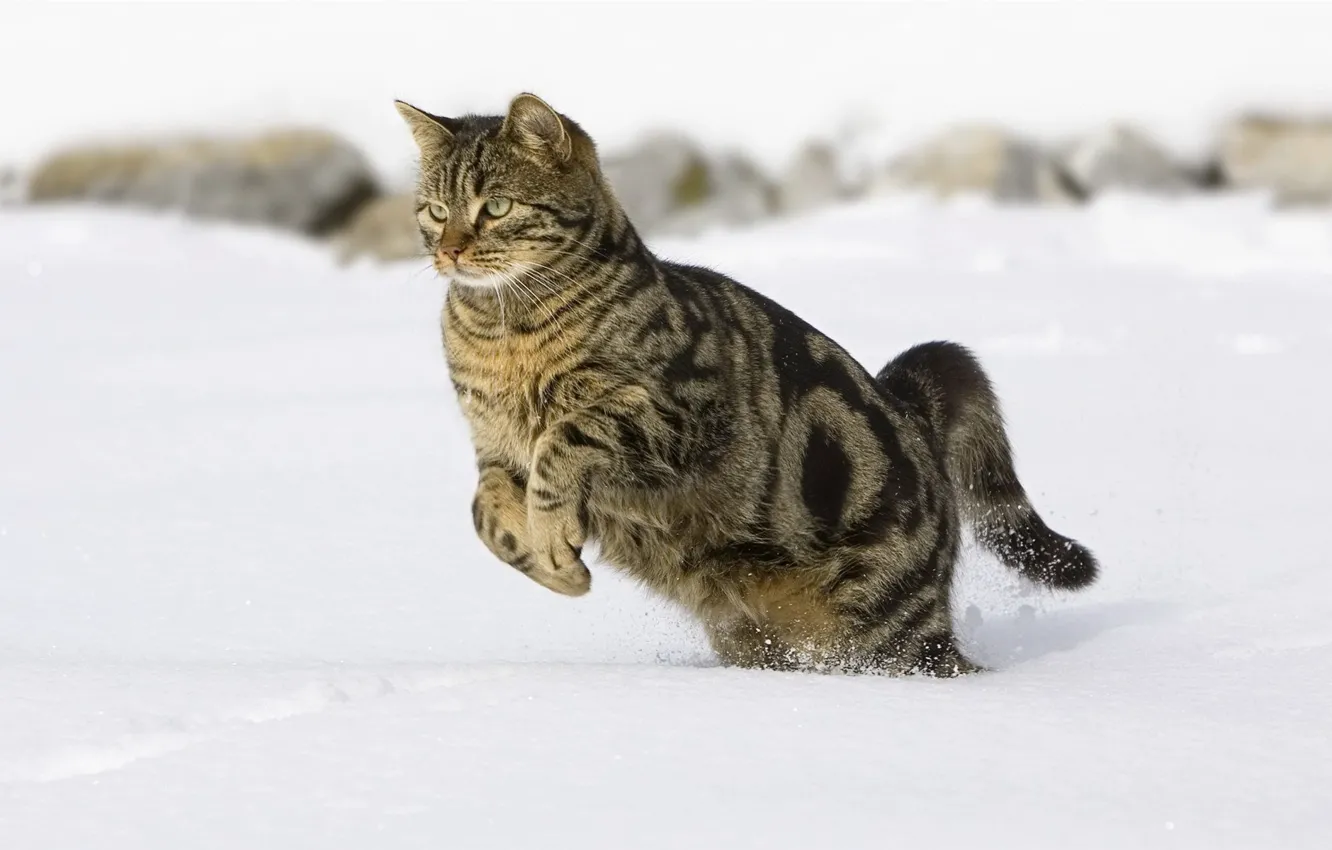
[978,512,1099,591]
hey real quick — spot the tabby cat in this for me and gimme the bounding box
[395,93,1098,675]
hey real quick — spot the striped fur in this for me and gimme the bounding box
[397,94,1099,675]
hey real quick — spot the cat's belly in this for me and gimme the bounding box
[589,504,684,577]
[585,491,769,618]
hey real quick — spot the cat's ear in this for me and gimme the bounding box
[502,93,572,161]
[394,101,454,159]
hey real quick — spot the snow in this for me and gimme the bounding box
[2,195,1330,848]
[8,2,1332,181]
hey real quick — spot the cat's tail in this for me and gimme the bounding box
[876,341,1098,590]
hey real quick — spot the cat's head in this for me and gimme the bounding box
[394,93,615,288]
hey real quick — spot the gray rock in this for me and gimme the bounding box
[1219,115,1332,205]
[601,133,708,234]
[1060,125,1196,196]
[27,129,379,235]
[873,125,1078,204]
[601,134,775,236]
[653,153,775,236]
[334,193,422,265]
[0,166,23,206]
[776,143,846,215]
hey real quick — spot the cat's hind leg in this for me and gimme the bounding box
[704,616,797,671]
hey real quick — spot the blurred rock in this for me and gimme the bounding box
[334,193,422,265]
[654,153,776,236]
[777,143,846,215]
[0,166,23,206]
[602,134,775,236]
[1219,115,1332,205]
[27,129,378,235]
[601,133,705,233]
[873,125,1078,203]
[1060,125,1197,196]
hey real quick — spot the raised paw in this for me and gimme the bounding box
[525,509,591,597]
[471,468,540,577]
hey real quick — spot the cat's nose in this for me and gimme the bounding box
[438,245,463,262]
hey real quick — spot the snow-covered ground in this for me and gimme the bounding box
[2,195,1330,847]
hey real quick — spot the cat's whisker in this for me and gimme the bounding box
[406,261,436,283]
[505,263,563,326]
[524,264,580,293]
[523,248,606,265]
[490,272,508,330]
[567,236,613,258]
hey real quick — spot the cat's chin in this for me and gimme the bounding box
[446,268,509,291]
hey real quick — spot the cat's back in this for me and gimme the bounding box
[655,260,905,420]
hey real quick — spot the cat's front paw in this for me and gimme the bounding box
[471,478,533,572]
[526,510,591,597]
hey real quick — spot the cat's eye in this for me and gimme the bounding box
[483,197,513,219]
[427,202,448,222]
